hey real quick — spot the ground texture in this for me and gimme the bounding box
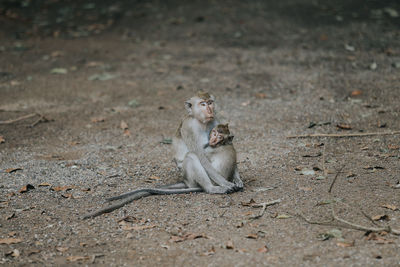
[1,0,400,266]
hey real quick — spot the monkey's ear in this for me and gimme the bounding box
[184,101,193,115]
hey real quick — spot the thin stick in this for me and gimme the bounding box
[296,212,335,225]
[322,145,327,176]
[0,113,39,125]
[328,165,346,193]
[29,115,49,128]
[332,209,400,235]
[287,131,400,139]
[250,199,281,219]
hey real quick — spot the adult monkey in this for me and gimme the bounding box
[82,92,242,219]
[173,92,242,193]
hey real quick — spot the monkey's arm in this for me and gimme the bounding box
[106,182,187,201]
[186,136,235,189]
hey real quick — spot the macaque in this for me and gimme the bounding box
[82,93,242,219]
[174,92,241,193]
[104,123,243,202]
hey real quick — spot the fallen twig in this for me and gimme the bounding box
[0,113,40,125]
[332,209,400,235]
[287,131,400,139]
[297,210,400,235]
[29,115,50,128]
[296,212,335,226]
[322,145,327,176]
[328,165,346,193]
[250,199,281,219]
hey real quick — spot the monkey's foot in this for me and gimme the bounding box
[207,186,234,194]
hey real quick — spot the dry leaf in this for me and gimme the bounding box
[225,240,234,249]
[61,193,73,199]
[381,204,398,211]
[257,245,269,253]
[91,117,105,123]
[27,249,41,256]
[85,61,104,68]
[146,175,160,182]
[388,144,399,150]
[56,247,69,252]
[255,93,267,99]
[169,233,208,243]
[11,249,20,257]
[336,241,354,247]
[170,235,185,243]
[6,213,15,220]
[123,129,131,137]
[66,256,90,262]
[38,182,51,187]
[350,90,362,96]
[8,231,17,237]
[246,234,258,239]
[19,184,35,193]
[299,187,312,192]
[160,244,170,250]
[319,34,328,41]
[6,168,22,173]
[337,124,352,130]
[241,101,251,106]
[241,199,256,206]
[51,51,64,58]
[276,214,291,219]
[0,135,5,143]
[236,222,244,228]
[202,246,215,256]
[372,214,389,221]
[51,185,74,192]
[0,238,22,244]
[121,224,156,231]
[365,232,394,244]
[120,120,128,130]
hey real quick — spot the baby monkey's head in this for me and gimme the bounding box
[209,124,234,147]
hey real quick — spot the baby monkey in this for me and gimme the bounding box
[104,124,240,202]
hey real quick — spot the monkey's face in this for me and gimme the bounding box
[185,94,216,124]
[209,129,224,147]
[197,99,214,123]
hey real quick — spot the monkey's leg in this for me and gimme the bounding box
[183,152,232,194]
[106,182,187,201]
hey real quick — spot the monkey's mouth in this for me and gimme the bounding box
[209,136,219,146]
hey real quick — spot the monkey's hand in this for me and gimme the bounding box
[233,179,244,191]
[232,167,243,191]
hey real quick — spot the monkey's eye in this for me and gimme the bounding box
[207,100,213,105]
[200,102,207,106]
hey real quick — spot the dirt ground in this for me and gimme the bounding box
[1,0,400,266]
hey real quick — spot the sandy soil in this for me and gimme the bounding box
[1,0,400,266]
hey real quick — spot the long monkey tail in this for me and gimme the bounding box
[82,184,202,220]
[106,182,188,201]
